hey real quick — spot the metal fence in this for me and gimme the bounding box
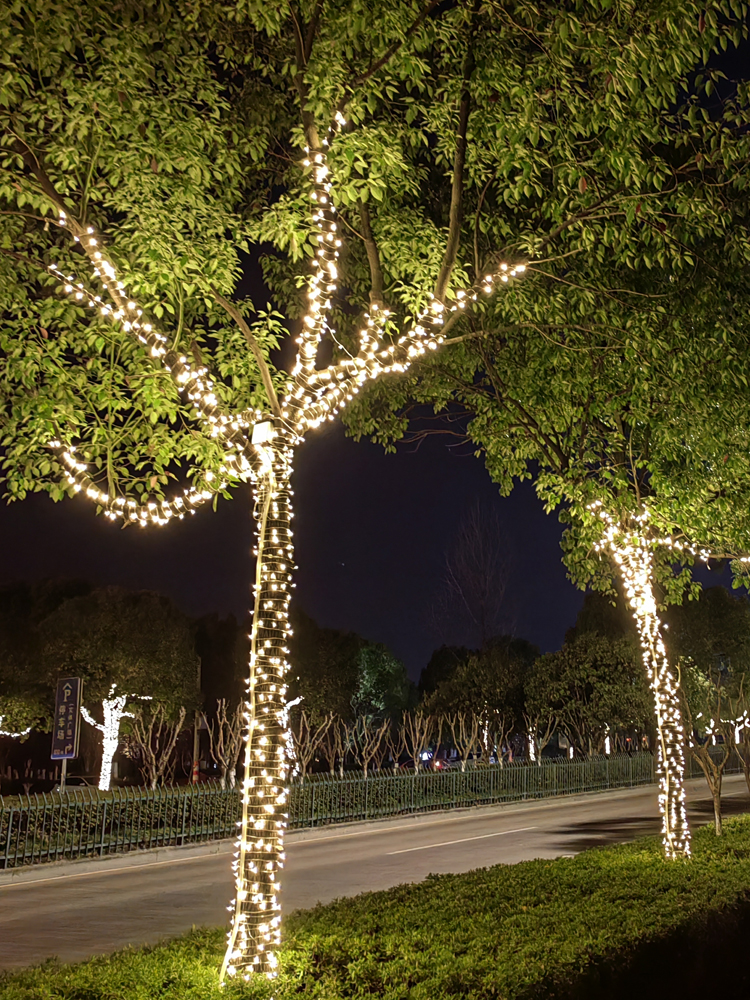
[0,750,744,869]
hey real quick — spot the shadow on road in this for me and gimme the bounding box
[550,791,750,853]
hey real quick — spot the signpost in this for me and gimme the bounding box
[51,677,82,791]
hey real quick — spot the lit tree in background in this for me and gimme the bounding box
[3,0,750,975]
[40,586,198,791]
[80,684,150,791]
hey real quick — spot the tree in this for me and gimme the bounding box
[288,611,362,721]
[40,587,199,790]
[340,5,750,859]
[667,588,750,834]
[418,646,472,702]
[5,0,750,974]
[430,501,514,648]
[425,636,537,762]
[352,643,412,720]
[208,698,245,789]
[528,634,650,757]
[130,703,187,789]
[0,579,91,733]
[349,715,390,777]
[288,707,333,779]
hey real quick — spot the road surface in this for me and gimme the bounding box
[1,774,747,969]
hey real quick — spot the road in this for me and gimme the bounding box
[1,774,747,969]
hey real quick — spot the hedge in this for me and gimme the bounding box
[3,815,750,999]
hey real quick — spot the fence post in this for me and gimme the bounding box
[99,802,108,857]
[180,789,188,846]
[311,781,316,828]
[3,807,13,869]
[364,776,369,821]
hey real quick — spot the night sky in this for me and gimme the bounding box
[0,423,591,680]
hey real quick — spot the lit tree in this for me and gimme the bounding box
[40,586,199,791]
[80,684,151,791]
[4,0,750,977]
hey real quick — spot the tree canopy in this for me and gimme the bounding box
[40,585,199,715]
[3,0,750,514]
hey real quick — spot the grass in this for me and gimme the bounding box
[4,816,750,999]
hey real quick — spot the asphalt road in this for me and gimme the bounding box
[1,773,747,970]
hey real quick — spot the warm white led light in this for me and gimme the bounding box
[46,109,527,980]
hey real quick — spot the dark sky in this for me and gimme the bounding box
[0,423,590,680]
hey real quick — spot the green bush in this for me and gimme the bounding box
[4,817,750,999]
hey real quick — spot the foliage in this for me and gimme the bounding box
[527,633,650,753]
[2,0,749,521]
[417,645,472,700]
[424,635,537,721]
[39,586,199,716]
[6,818,750,998]
[288,610,363,721]
[351,643,412,720]
[0,578,92,729]
[289,610,410,722]
[667,587,750,831]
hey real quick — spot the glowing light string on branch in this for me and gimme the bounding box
[80,684,153,791]
[590,504,695,857]
[0,717,32,739]
[46,106,525,979]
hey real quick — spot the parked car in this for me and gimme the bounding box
[52,775,95,792]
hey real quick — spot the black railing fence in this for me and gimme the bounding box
[0,750,743,869]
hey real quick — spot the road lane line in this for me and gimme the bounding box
[386,826,537,855]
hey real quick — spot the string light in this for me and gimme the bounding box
[46,110,525,979]
[80,684,152,791]
[590,502,691,858]
[0,716,32,739]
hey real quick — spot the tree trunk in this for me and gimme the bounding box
[713,778,723,836]
[222,430,294,981]
[613,532,691,858]
[99,733,118,792]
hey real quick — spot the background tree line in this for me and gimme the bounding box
[4,572,750,840]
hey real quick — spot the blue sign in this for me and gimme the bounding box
[51,677,82,760]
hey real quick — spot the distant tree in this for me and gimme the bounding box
[289,708,333,780]
[208,698,244,789]
[196,614,246,714]
[0,578,92,731]
[40,587,199,789]
[527,634,650,756]
[430,502,514,648]
[666,588,750,835]
[425,637,537,758]
[565,591,635,645]
[418,646,472,702]
[130,703,187,789]
[352,643,412,720]
[288,610,362,721]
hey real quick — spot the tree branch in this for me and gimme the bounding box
[351,0,441,88]
[433,40,476,302]
[358,201,384,308]
[212,290,282,418]
[289,2,321,150]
